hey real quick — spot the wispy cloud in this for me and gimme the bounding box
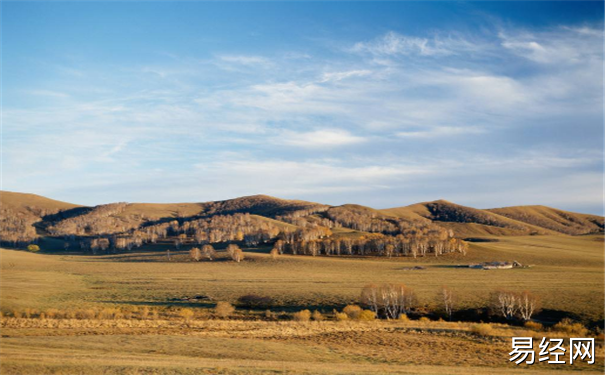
[397,126,485,139]
[3,19,603,213]
[351,31,482,57]
[277,128,366,148]
[499,26,603,64]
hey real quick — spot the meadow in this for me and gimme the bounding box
[1,233,603,374]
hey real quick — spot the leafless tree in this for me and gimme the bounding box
[517,291,539,321]
[201,244,216,260]
[189,247,202,261]
[495,290,517,320]
[441,286,454,320]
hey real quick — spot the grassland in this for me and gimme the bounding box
[1,234,603,374]
[2,235,603,320]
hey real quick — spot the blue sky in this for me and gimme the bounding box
[2,2,604,214]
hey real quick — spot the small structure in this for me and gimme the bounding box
[469,261,524,270]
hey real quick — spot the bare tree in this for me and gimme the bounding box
[227,244,244,262]
[361,283,415,319]
[201,244,216,260]
[270,247,279,259]
[189,247,202,261]
[517,291,539,321]
[232,248,244,263]
[361,284,380,314]
[441,286,454,321]
[495,290,517,320]
[226,244,239,258]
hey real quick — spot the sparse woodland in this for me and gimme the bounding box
[2,193,602,261]
[1,199,470,258]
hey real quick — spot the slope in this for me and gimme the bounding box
[381,200,556,237]
[487,205,604,235]
[0,191,81,216]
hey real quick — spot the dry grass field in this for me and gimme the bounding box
[1,233,603,374]
[2,234,603,320]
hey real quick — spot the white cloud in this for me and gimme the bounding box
[397,126,485,139]
[3,22,602,213]
[320,69,373,82]
[499,26,603,64]
[217,54,272,66]
[352,31,481,57]
[277,128,365,148]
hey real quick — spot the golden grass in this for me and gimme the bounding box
[1,233,603,374]
[1,318,602,374]
[1,234,603,321]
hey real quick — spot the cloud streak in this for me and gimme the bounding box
[3,20,603,213]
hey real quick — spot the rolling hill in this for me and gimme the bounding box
[0,191,81,217]
[0,191,602,243]
[381,200,557,237]
[487,205,604,235]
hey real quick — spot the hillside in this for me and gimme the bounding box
[1,191,603,253]
[381,200,559,237]
[0,191,81,217]
[487,205,604,236]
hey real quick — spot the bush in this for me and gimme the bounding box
[358,310,376,321]
[471,323,493,336]
[335,312,349,321]
[524,321,543,331]
[343,305,362,320]
[215,302,235,318]
[293,309,311,322]
[27,244,40,252]
[237,294,273,309]
[418,317,431,323]
[398,314,410,322]
[76,309,96,319]
[45,308,61,319]
[312,310,324,321]
[552,318,588,336]
[179,308,195,321]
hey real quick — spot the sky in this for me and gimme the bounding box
[2,1,604,214]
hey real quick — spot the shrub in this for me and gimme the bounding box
[293,309,311,322]
[45,308,61,319]
[311,310,324,321]
[419,317,431,323]
[524,321,543,331]
[237,294,273,309]
[552,318,588,336]
[27,244,40,252]
[179,308,195,321]
[471,323,493,336]
[343,305,362,320]
[358,310,376,321]
[76,309,96,319]
[398,314,410,322]
[215,302,235,318]
[335,312,349,321]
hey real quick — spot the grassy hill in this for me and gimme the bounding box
[0,191,81,216]
[488,205,604,235]
[380,200,596,237]
[1,191,602,243]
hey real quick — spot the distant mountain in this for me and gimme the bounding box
[1,191,602,240]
